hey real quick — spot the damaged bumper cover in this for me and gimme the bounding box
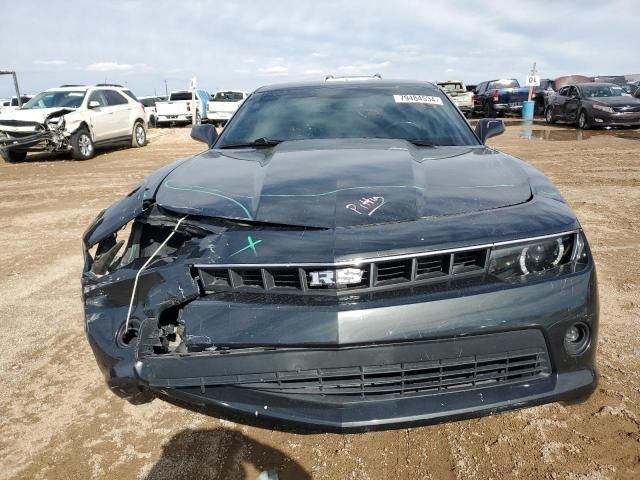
[0,109,75,152]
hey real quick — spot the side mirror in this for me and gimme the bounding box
[190,124,218,148]
[88,101,101,109]
[475,118,505,144]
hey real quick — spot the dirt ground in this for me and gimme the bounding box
[0,124,638,480]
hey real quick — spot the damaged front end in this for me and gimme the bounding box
[0,109,75,154]
[81,159,198,402]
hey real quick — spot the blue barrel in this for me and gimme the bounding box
[522,100,535,120]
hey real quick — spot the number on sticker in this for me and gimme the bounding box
[393,95,443,105]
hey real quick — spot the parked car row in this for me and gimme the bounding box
[435,74,640,129]
[545,83,640,129]
[150,89,248,128]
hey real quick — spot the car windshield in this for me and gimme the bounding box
[213,91,244,101]
[580,85,624,98]
[438,83,465,93]
[217,84,479,147]
[122,89,139,101]
[22,91,86,109]
[140,98,156,107]
[488,79,519,89]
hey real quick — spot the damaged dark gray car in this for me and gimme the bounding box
[82,80,598,432]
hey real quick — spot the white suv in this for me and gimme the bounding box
[0,85,147,162]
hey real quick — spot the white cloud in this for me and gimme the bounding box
[86,62,147,72]
[257,66,289,77]
[33,60,67,65]
[303,69,323,75]
[337,61,391,76]
[311,52,329,58]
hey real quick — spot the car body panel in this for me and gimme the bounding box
[155,141,532,229]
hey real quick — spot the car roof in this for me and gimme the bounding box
[44,85,130,93]
[575,82,619,87]
[254,79,438,93]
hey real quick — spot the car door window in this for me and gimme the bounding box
[557,87,569,97]
[88,91,108,107]
[103,90,129,106]
[568,87,579,99]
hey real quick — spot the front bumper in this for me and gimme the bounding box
[84,255,598,431]
[208,112,233,121]
[157,114,192,124]
[494,102,524,113]
[592,111,640,127]
[138,327,596,432]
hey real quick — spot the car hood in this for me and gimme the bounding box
[0,107,76,124]
[589,96,640,107]
[155,139,532,229]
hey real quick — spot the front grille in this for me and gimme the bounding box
[271,269,301,289]
[613,105,640,113]
[235,269,263,288]
[197,247,490,295]
[452,249,486,273]
[374,260,412,285]
[202,349,550,398]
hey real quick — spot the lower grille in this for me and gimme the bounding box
[210,349,550,398]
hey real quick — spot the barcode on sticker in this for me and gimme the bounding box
[393,95,443,105]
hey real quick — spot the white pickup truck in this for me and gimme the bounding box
[436,81,474,117]
[156,90,209,126]
[0,95,33,114]
[207,90,248,126]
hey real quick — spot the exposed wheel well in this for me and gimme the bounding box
[76,121,90,133]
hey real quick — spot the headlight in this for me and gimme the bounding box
[592,104,614,113]
[489,233,586,281]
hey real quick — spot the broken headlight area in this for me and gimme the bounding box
[84,208,204,278]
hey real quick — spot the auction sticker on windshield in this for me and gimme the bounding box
[393,94,443,105]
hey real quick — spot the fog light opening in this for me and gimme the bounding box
[117,318,141,348]
[564,322,590,355]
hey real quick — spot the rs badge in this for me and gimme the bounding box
[309,268,364,287]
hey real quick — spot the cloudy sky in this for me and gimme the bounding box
[1,0,638,98]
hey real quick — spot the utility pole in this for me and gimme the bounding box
[527,62,537,102]
[190,77,197,125]
[164,80,168,98]
[0,70,22,107]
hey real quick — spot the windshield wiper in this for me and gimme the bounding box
[405,139,438,147]
[219,137,283,149]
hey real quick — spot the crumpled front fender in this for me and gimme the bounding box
[82,156,193,248]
